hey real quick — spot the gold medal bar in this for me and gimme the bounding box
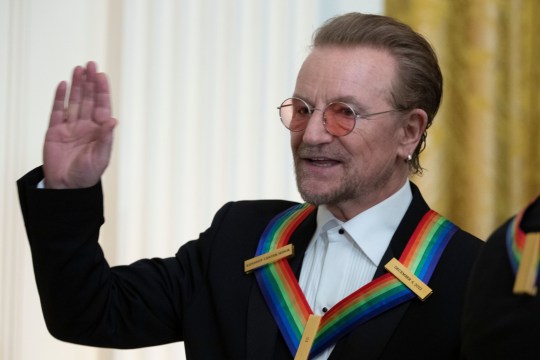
[244,244,295,273]
[294,314,322,360]
[513,232,539,296]
[385,258,433,301]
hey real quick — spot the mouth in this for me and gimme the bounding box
[304,156,342,167]
[295,144,346,172]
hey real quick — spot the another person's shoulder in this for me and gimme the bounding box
[462,196,540,359]
[478,196,540,264]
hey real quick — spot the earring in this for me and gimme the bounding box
[406,154,412,162]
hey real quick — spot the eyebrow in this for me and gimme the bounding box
[328,96,368,112]
[292,94,370,114]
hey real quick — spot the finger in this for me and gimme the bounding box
[84,61,97,90]
[86,61,97,80]
[66,66,85,123]
[78,61,100,120]
[94,72,112,123]
[95,117,118,165]
[98,117,118,145]
[49,81,67,127]
[79,80,96,121]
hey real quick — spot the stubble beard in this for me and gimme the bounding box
[293,157,362,206]
[293,153,397,208]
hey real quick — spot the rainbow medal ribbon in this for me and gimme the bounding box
[246,203,458,359]
[506,208,540,295]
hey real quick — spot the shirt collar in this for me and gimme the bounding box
[315,181,413,266]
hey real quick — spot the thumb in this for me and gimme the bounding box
[95,117,118,163]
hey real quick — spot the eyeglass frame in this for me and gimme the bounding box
[277,97,399,137]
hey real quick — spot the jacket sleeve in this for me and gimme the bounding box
[16,166,207,348]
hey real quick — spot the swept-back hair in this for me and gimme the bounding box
[313,13,443,174]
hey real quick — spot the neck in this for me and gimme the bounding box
[325,179,409,221]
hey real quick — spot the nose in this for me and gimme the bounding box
[301,109,334,145]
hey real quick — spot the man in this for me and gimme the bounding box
[462,197,540,359]
[18,13,482,359]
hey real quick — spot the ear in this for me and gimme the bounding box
[397,108,428,159]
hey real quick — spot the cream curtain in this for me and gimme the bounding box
[1,1,382,359]
[386,0,540,239]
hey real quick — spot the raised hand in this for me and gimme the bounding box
[43,61,117,189]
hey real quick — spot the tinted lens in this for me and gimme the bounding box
[323,102,356,136]
[279,98,311,132]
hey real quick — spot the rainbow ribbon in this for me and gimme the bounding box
[506,210,540,284]
[253,203,457,359]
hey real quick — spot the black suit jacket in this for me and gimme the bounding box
[18,167,482,359]
[462,197,540,359]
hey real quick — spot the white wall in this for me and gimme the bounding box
[0,1,382,359]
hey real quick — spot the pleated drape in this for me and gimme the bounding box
[386,0,540,239]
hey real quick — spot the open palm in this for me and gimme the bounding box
[43,62,117,189]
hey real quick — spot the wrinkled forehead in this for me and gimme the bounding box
[294,46,398,109]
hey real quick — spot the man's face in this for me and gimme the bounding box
[291,46,410,219]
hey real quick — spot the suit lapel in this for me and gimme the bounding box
[246,184,431,360]
[245,206,317,359]
[329,183,431,360]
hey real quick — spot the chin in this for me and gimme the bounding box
[297,176,360,207]
[295,171,344,205]
[298,185,336,206]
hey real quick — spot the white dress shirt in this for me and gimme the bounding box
[298,181,413,360]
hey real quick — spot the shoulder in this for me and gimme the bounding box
[450,226,483,251]
[175,200,305,278]
[435,220,483,278]
[462,201,540,359]
[209,199,301,227]
[192,199,303,248]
